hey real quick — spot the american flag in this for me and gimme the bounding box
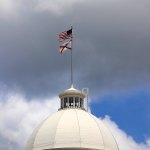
[58,29,72,42]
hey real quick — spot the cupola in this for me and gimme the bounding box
[59,86,85,110]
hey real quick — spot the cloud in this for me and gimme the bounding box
[34,0,85,15]
[0,0,150,99]
[102,116,150,150]
[0,0,14,12]
[0,93,59,150]
[0,0,20,18]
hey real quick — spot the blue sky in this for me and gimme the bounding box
[0,0,150,149]
[90,87,150,143]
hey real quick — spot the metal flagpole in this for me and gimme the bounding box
[71,26,73,88]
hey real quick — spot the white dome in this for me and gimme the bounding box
[26,109,119,150]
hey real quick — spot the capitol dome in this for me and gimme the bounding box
[25,87,119,150]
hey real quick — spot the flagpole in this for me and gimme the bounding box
[71,26,73,88]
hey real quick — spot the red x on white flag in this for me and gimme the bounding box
[59,40,72,53]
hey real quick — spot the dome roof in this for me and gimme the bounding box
[26,109,119,150]
[59,87,85,98]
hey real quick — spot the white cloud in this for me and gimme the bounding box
[0,0,13,12]
[102,116,150,150]
[0,0,86,17]
[0,0,18,18]
[34,0,85,15]
[0,93,59,150]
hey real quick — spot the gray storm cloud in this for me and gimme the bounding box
[0,0,150,99]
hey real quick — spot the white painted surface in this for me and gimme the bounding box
[26,109,119,150]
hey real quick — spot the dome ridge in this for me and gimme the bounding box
[89,114,119,150]
[52,110,66,148]
[32,110,65,149]
[98,118,119,150]
[88,114,105,149]
[75,109,82,147]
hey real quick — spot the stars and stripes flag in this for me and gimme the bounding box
[58,29,72,42]
[58,28,72,53]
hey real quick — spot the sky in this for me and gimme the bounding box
[0,0,150,149]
